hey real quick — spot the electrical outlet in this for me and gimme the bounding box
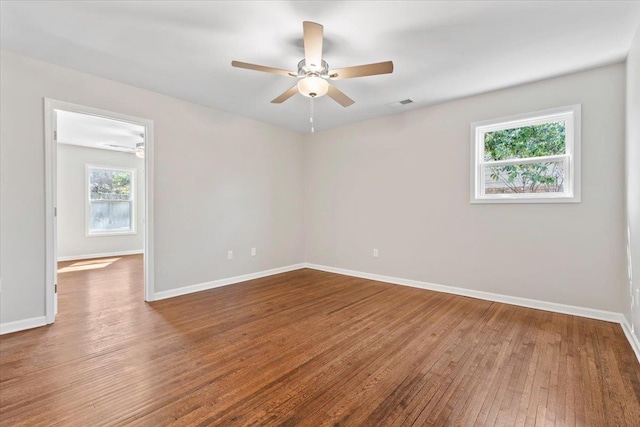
[251,247,256,256]
[373,248,379,257]
[227,250,233,260]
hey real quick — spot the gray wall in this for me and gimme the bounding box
[0,51,305,323]
[57,144,145,259]
[304,63,627,313]
[626,26,640,343]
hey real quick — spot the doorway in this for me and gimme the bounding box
[44,99,154,323]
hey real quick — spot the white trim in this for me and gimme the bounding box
[0,316,47,335]
[475,110,576,134]
[44,99,56,323]
[304,263,624,323]
[57,250,144,262]
[620,318,640,363]
[153,264,306,301]
[44,98,155,322]
[85,163,137,236]
[144,115,155,303]
[470,104,581,204]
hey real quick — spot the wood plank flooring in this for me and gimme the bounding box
[1,254,639,426]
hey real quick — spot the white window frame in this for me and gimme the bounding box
[470,104,581,204]
[86,164,137,236]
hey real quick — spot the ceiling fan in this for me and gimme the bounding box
[101,142,145,158]
[231,21,394,108]
[100,133,145,158]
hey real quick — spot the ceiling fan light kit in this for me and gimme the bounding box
[297,76,328,98]
[232,21,394,131]
[135,142,145,158]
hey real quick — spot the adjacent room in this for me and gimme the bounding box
[55,109,147,323]
[1,1,639,425]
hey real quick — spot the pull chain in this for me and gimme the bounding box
[310,97,315,133]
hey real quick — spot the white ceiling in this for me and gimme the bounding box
[2,1,639,133]
[57,110,145,153]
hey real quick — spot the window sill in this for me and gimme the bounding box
[470,194,581,204]
[86,230,137,237]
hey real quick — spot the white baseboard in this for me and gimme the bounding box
[153,263,307,301]
[304,263,624,323]
[58,249,144,262]
[0,316,47,335]
[620,318,640,362]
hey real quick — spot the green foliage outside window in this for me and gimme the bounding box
[90,169,131,200]
[484,122,566,194]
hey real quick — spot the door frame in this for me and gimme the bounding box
[44,98,155,324]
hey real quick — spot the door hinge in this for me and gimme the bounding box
[55,284,57,293]
[53,130,57,141]
[54,207,57,217]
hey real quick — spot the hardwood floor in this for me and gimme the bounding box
[1,255,639,426]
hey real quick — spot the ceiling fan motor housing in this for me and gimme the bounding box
[297,59,329,78]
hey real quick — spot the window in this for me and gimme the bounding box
[470,104,580,203]
[86,165,136,235]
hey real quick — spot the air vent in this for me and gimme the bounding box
[387,99,416,109]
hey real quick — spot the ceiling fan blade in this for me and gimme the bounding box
[327,83,355,107]
[271,85,299,104]
[329,61,394,80]
[303,21,323,70]
[102,143,136,152]
[231,61,296,77]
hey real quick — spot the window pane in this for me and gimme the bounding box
[483,160,565,195]
[90,201,132,232]
[484,121,565,162]
[89,169,131,201]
